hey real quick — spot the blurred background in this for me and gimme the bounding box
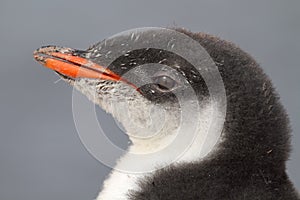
[0,1,299,199]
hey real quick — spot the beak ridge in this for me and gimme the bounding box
[33,45,121,81]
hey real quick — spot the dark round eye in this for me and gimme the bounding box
[152,75,177,91]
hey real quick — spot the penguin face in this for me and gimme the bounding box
[33,45,214,154]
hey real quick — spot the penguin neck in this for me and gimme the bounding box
[97,142,210,200]
[97,104,217,200]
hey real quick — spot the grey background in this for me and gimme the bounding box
[0,0,299,199]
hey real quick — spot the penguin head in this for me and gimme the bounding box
[34,28,291,170]
[33,39,216,156]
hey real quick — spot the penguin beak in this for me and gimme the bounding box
[33,46,121,81]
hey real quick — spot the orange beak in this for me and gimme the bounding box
[33,46,122,81]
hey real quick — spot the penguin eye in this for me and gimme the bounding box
[152,75,178,92]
